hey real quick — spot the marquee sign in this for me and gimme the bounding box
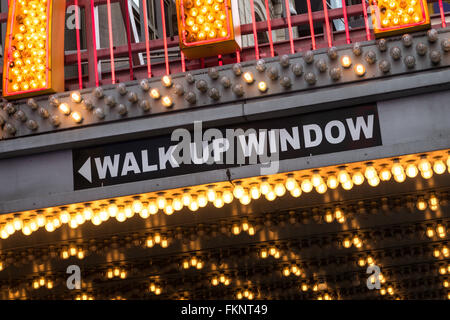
[176,0,242,59]
[2,0,66,100]
[73,104,382,190]
[370,0,431,37]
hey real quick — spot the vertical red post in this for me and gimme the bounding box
[90,0,99,87]
[181,51,186,73]
[249,0,260,60]
[124,0,134,81]
[106,0,116,84]
[142,0,152,78]
[284,0,295,54]
[264,0,274,57]
[361,0,371,41]
[438,0,447,28]
[341,0,351,44]
[306,0,316,50]
[159,0,170,75]
[322,0,332,47]
[75,0,83,89]
[236,50,241,63]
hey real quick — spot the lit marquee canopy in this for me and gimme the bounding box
[176,0,242,59]
[2,0,66,100]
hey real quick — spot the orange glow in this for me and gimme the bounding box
[3,0,66,100]
[370,0,430,37]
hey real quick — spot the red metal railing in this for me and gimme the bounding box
[0,0,449,93]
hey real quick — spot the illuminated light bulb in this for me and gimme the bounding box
[341,55,352,68]
[421,169,433,179]
[162,75,172,88]
[150,88,160,99]
[233,183,244,199]
[378,168,391,181]
[206,187,216,202]
[358,257,366,267]
[182,192,192,206]
[439,266,446,275]
[189,199,199,212]
[147,200,158,215]
[301,179,313,193]
[258,81,268,92]
[75,211,85,225]
[416,197,427,211]
[22,223,32,236]
[222,189,234,204]
[334,207,344,220]
[324,210,334,223]
[29,219,38,232]
[260,249,268,259]
[132,199,143,213]
[120,271,127,279]
[338,169,350,184]
[343,239,352,248]
[157,196,166,209]
[436,224,445,236]
[243,72,254,84]
[327,175,339,189]
[5,220,15,235]
[162,96,173,108]
[354,64,366,76]
[71,91,82,103]
[13,216,23,231]
[77,250,85,260]
[444,280,449,288]
[248,226,255,236]
[291,187,302,198]
[391,162,404,177]
[442,247,449,257]
[33,280,40,290]
[365,165,377,180]
[58,103,71,115]
[239,193,251,205]
[405,163,418,178]
[196,15,205,25]
[250,184,261,199]
[274,183,286,197]
[311,171,323,188]
[433,248,441,258]
[91,212,101,226]
[283,267,291,277]
[301,283,308,291]
[418,158,432,172]
[342,180,354,190]
[316,183,327,194]
[260,179,271,195]
[426,227,434,238]
[265,190,276,201]
[197,192,208,208]
[232,224,241,235]
[173,197,183,211]
[352,172,365,185]
[164,202,174,215]
[113,268,120,277]
[285,175,297,191]
[429,194,439,207]
[394,173,406,183]
[212,278,219,286]
[433,160,446,174]
[116,208,126,222]
[368,176,380,187]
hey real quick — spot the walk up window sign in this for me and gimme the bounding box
[176,0,242,59]
[2,0,66,100]
[370,0,431,37]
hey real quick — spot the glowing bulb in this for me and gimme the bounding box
[406,164,418,178]
[354,64,366,76]
[433,160,446,174]
[418,158,431,172]
[207,188,216,202]
[316,183,327,194]
[291,187,302,198]
[162,96,173,108]
[342,180,353,190]
[285,176,297,191]
[59,103,71,115]
[380,168,392,181]
[394,173,406,183]
[258,81,268,92]
[391,162,404,176]
[71,111,83,123]
[260,180,271,195]
[368,176,380,187]
[327,175,339,189]
[162,75,172,87]
[416,197,427,211]
[71,91,82,103]
[250,184,261,199]
[311,172,323,187]
[222,189,234,204]
[365,165,377,180]
[197,192,208,207]
[233,184,244,199]
[352,172,365,185]
[274,183,286,197]
[243,72,254,84]
[341,55,352,68]
[421,170,433,179]
[239,193,251,205]
[301,179,313,193]
[150,88,160,99]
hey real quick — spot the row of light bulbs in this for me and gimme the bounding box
[182,256,205,270]
[0,152,448,241]
[425,224,447,239]
[211,274,231,286]
[106,267,127,280]
[32,276,53,290]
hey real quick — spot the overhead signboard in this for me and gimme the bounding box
[72,104,382,190]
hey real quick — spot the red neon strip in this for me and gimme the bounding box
[106,0,116,84]
[142,0,152,78]
[438,0,447,28]
[160,0,170,75]
[361,0,371,41]
[236,50,241,63]
[90,0,99,87]
[264,0,274,57]
[124,0,134,81]
[284,0,295,54]
[341,0,350,44]
[250,0,260,60]
[218,55,223,66]
[75,0,83,89]
[306,0,316,50]
[322,0,332,47]
[181,51,186,73]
